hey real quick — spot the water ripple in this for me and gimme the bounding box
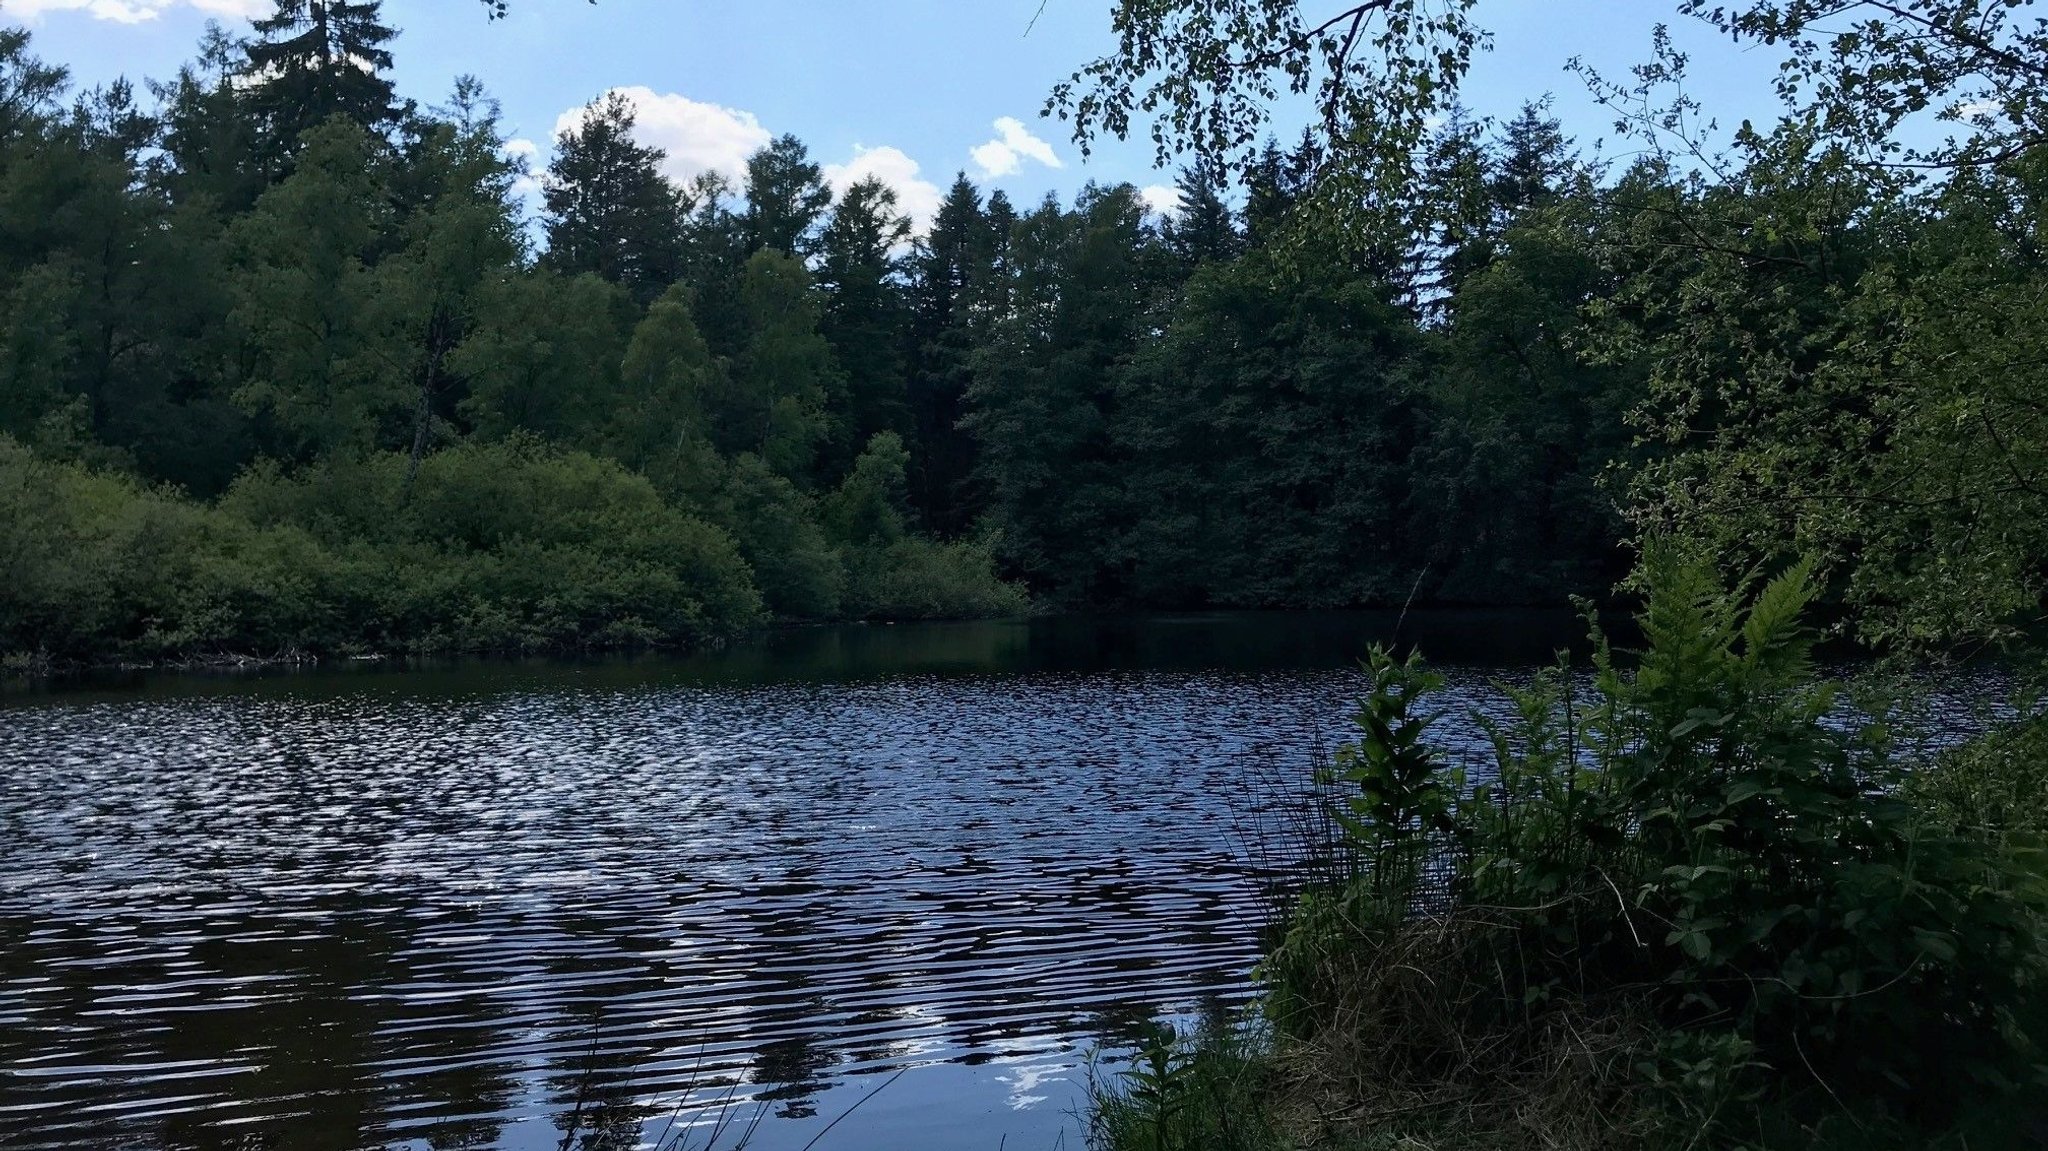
[0,638,1998,1151]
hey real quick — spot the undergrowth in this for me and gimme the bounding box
[1092,543,2048,1151]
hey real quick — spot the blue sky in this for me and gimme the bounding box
[9,0,1789,224]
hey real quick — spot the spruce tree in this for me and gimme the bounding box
[1161,156,1240,269]
[817,176,912,474]
[242,0,400,161]
[674,171,750,357]
[904,174,989,534]
[1490,102,1573,218]
[152,26,267,214]
[742,134,830,258]
[541,91,685,307]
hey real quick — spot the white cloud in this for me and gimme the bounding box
[5,0,265,22]
[1140,183,1184,219]
[555,86,771,188]
[504,137,544,206]
[549,89,946,237]
[969,116,1063,179]
[824,144,944,232]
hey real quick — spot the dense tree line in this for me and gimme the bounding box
[26,0,2048,665]
[0,0,1653,666]
[1070,5,2048,1147]
[0,4,1037,664]
[1053,0,2048,658]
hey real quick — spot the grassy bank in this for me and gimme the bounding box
[1091,548,2048,1151]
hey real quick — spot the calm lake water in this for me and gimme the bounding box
[0,612,1997,1151]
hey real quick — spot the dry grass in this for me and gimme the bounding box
[1259,905,1663,1151]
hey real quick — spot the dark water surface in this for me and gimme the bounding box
[0,612,1990,1151]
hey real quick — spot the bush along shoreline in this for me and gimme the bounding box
[0,433,1028,675]
[1090,545,2048,1151]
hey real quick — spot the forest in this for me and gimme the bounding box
[6,2,2047,672]
[1057,2,2048,1149]
[0,0,1655,667]
[7,1,2048,1147]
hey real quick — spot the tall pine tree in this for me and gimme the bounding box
[542,92,685,307]
[817,176,912,476]
[242,0,400,163]
[742,134,830,258]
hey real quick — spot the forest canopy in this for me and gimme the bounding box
[0,0,1645,667]
[9,0,2048,666]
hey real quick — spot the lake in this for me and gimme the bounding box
[0,612,1993,1151]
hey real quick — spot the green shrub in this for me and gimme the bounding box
[1909,713,2048,842]
[1,436,765,663]
[839,535,1030,621]
[2,429,1030,666]
[0,436,271,658]
[1116,543,2048,1151]
[233,439,765,653]
[710,453,845,620]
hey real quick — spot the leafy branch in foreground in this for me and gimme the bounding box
[1048,0,1485,252]
[1678,0,2048,169]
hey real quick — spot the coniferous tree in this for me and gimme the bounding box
[675,171,749,355]
[724,249,834,480]
[905,174,989,534]
[968,184,1161,601]
[242,0,401,162]
[227,118,405,459]
[817,176,912,475]
[1117,238,1423,607]
[0,51,245,488]
[0,20,1035,662]
[377,80,523,486]
[1490,101,1573,218]
[741,134,830,258]
[152,26,268,215]
[1161,156,1241,269]
[1242,134,1316,248]
[0,28,66,145]
[1413,107,1496,308]
[1408,127,1628,603]
[542,92,684,306]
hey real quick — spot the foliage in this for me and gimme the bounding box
[541,91,684,307]
[1605,134,2048,652]
[1908,713,2048,843]
[1048,0,1486,260]
[826,432,1028,620]
[0,6,1054,667]
[0,434,768,664]
[0,4,1690,665]
[1045,0,2048,652]
[242,0,399,161]
[1332,550,2043,1142]
[1100,552,2048,1151]
[1087,1021,1285,1151]
[1322,648,1454,894]
[226,117,404,460]
[1676,0,2048,169]
[34,0,2048,663]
